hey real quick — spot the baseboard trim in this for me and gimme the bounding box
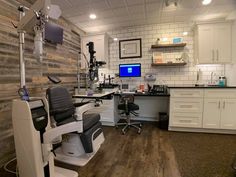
[169,126,236,134]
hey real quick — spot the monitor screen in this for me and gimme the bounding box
[45,22,63,44]
[119,63,141,77]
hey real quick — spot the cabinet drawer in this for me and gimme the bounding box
[204,89,236,98]
[170,98,203,112]
[170,112,203,128]
[170,89,204,98]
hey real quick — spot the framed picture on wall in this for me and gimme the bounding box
[119,38,142,59]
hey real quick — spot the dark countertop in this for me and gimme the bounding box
[168,85,236,89]
[114,92,170,97]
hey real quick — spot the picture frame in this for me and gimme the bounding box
[119,38,142,59]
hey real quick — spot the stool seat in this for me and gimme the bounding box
[118,103,139,111]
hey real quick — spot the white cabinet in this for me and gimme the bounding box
[203,98,236,130]
[169,88,236,133]
[196,23,232,64]
[169,89,204,128]
[81,34,109,69]
[197,25,215,63]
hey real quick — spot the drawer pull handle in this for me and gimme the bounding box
[180,105,193,108]
[179,120,192,123]
[180,93,193,96]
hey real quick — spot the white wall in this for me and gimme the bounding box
[226,20,236,86]
[99,22,224,89]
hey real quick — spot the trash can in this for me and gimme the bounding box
[158,112,169,130]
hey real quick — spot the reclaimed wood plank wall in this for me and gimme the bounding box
[0,0,84,166]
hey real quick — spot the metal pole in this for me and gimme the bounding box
[18,7,26,88]
[77,53,80,93]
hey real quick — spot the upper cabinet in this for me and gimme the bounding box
[195,22,232,64]
[81,34,109,69]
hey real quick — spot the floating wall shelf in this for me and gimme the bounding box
[151,43,187,49]
[151,62,187,66]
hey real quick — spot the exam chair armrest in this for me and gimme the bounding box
[74,102,89,107]
[75,102,95,120]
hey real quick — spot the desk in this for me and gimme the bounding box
[73,91,117,126]
[114,93,170,122]
[73,91,170,126]
[73,91,114,99]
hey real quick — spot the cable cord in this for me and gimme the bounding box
[3,157,17,175]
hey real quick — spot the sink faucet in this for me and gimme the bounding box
[210,72,216,85]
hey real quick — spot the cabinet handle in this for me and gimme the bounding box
[212,50,215,61]
[180,105,193,108]
[218,101,220,109]
[179,120,192,123]
[223,101,225,109]
[216,49,219,61]
[180,93,193,96]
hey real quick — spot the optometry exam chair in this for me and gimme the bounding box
[46,86,105,166]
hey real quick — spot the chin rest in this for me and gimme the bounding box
[46,86,104,161]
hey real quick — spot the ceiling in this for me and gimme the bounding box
[51,0,236,33]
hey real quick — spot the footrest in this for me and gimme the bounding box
[80,122,103,153]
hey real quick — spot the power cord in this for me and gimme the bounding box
[3,157,19,176]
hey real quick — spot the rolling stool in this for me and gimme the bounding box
[116,94,142,134]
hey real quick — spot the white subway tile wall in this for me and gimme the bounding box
[99,22,225,90]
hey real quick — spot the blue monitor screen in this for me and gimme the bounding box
[119,63,141,77]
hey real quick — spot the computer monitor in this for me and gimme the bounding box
[119,63,141,77]
[45,22,63,44]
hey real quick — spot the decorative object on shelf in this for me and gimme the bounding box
[173,37,183,44]
[119,38,142,59]
[153,52,163,64]
[180,52,189,63]
[155,38,160,45]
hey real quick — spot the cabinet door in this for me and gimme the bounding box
[220,99,236,130]
[214,23,232,63]
[203,99,221,129]
[198,26,214,63]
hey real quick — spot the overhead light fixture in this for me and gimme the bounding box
[89,14,97,19]
[202,0,212,5]
[183,32,188,36]
[113,38,118,41]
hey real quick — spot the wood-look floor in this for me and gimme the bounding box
[3,122,236,177]
[77,123,181,177]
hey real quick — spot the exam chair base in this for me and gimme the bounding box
[55,166,78,177]
[116,121,142,134]
[54,132,105,166]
